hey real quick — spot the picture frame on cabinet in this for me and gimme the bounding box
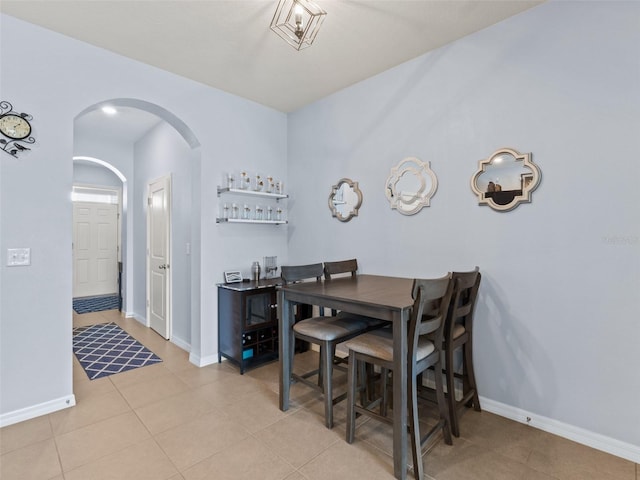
[224,271,243,283]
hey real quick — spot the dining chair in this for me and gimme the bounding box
[323,259,387,326]
[323,258,360,279]
[324,258,389,402]
[323,259,360,321]
[442,267,482,437]
[281,262,371,428]
[344,275,454,480]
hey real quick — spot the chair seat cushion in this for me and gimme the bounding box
[344,329,435,363]
[452,323,465,339]
[427,323,466,342]
[293,316,369,341]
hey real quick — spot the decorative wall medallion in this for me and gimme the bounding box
[470,147,541,212]
[328,178,363,222]
[385,157,438,215]
[0,101,36,158]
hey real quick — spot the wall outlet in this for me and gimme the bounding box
[7,248,31,266]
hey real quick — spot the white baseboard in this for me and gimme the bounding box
[0,394,76,428]
[129,313,146,325]
[127,314,189,356]
[170,335,190,353]
[189,351,218,367]
[418,375,639,464]
[480,396,640,464]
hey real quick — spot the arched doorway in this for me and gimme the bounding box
[72,157,126,310]
[73,99,201,353]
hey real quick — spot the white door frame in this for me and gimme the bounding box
[146,175,172,339]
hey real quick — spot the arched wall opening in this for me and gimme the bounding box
[73,98,202,357]
[72,156,128,311]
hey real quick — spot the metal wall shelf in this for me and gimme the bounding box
[217,185,288,225]
[216,218,287,225]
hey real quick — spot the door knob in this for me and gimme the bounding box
[159,264,170,270]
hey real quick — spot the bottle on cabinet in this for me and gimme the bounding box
[252,261,261,282]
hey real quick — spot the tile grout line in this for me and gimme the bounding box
[62,310,638,480]
[246,429,301,479]
[47,414,66,479]
[54,411,145,475]
[147,435,183,480]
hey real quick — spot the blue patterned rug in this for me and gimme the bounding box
[73,323,162,380]
[73,295,120,314]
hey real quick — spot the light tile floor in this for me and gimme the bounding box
[0,309,637,480]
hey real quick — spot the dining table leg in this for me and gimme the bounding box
[392,309,409,480]
[278,289,291,411]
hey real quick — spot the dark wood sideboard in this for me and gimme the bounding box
[218,278,282,374]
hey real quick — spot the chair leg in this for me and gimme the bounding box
[318,346,324,388]
[365,363,375,403]
[380,368,389,417]
[408,365,424,480]
[289,331,296,384]
[321,342,335,428]
[434,357,453,446]
[359,360,368,406]
[464,340,481,412]
[445,345,459,437]
[346,351,357,443]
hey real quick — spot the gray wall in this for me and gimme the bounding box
[73,163,122,187]
[287,0,640,451]
[0,13,287,424]
[1,0,638,462]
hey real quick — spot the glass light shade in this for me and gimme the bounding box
[270,0,327,50]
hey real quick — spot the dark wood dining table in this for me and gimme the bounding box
[277,274,415,480]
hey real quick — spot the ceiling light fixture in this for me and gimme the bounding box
[101,106,117,115]
[270,0,327,51]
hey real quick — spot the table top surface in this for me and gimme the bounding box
[279,274,414,311]
[218,277,282,291]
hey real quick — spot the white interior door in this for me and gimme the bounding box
[73,202,118,298]
[147,176,171,339]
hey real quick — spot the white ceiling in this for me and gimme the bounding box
[73,106,165,145]
[1,0,544,114]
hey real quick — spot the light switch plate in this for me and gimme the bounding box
[7,248,31,266]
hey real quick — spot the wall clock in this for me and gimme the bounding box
[0,101,36,158]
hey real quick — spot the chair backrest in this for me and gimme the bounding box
[446,267,481,341]
[281,263,325,318]
[323,259,358,279]
[408,275,454,359]
[281,263,324,285]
